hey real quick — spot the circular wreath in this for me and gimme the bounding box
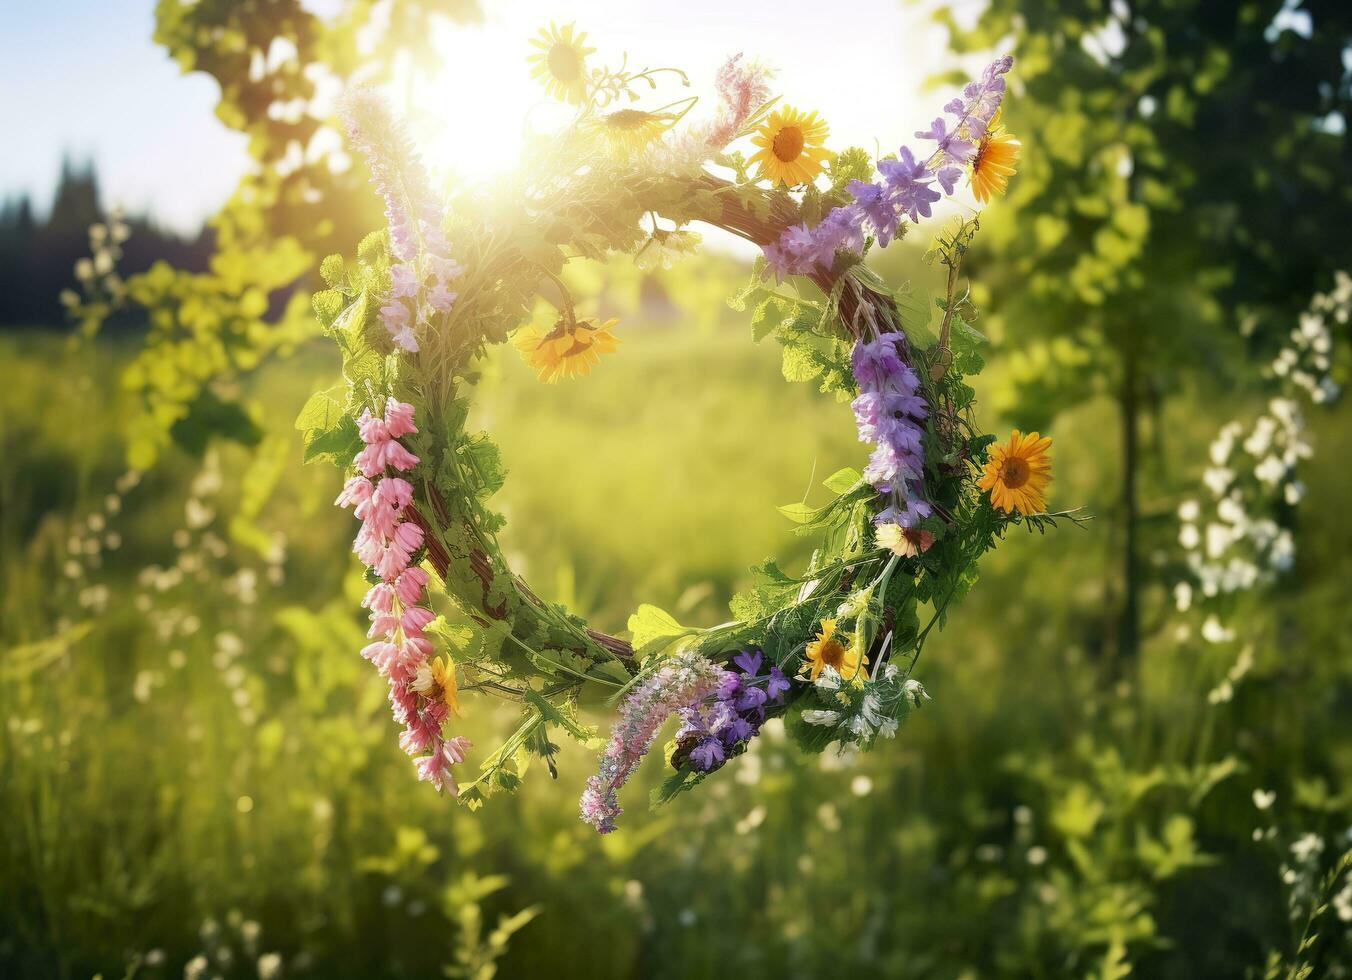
[299,28,1076,832]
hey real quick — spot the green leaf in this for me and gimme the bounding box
[627,604,696,658]
[823,467,863,495]
[777,502,826,525]
[294,387,346,433]
[301,416,361,465]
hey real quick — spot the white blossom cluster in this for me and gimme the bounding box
[1176,274,1347,634]
[1269,269,1347,405]
[61,211,130,319]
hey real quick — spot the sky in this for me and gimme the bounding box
[1,0,982,235]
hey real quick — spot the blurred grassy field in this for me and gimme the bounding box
[2,314,1351,978]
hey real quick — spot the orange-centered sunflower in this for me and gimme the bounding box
[512,316,620,383]
[588,108,677,157]
[528,23,595,105]
[968,112,1020,204]
[750,106,832,187]
[802,618,868,682]
[978,429,1052,515]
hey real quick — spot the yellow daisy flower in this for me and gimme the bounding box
[512,316,620,383]
[876,522,935,558]
[978,429,1052,515]
[802,618,868,682]
[969,113,1020,204]
[528,22,595,105]
[749,106,832,187]
[411,655,462,716]
[587,107,678,158]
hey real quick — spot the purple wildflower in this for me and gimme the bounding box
[670,645,791,775]
[340,88,466,354]
[850,330,932,529]
[879,147,942,223]
[732,649,763,675]
[581,653,726,833]
[848,180,902,248]
[759,56,1015,277]
[851,335,907,390]
[690,738,726,771]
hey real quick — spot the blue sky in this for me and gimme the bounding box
[1,0,978,233]
[2,0,250,231]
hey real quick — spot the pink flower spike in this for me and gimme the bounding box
[415,753,458,795]
[403,634,434,660]
[393,521,424,553]
[357,409,390,446]
[354,442,386,478]
[385,442,420,472]
[367,611,399,638]
[353,524,384,566]
[362,583,395,613]
[375,476,414,511]
[376,544,411,582]
[384,399,418,437]
[443,735,472,765]
[361,497,400,540]
[394,567,428,605]
[401,605,436,636]
[360,640,400,676]
[335,475,374,509]
[388,681,418,726]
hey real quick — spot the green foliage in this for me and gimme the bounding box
[3,333,1352,977]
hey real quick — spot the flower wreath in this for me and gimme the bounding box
[298,25,1079,833]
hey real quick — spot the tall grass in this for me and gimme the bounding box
[2,327,1350,978]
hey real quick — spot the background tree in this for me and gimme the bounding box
[69,0,481,468]
[939,0,1352,665]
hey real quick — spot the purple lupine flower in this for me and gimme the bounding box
[426,282,458,314]
[733,649,763,675]
[723,716,756,744]
[852,335,907,389]
[766,666,790,699]
[690,737,726,771]
[340,88,466,351]
[879,147,942,223]
[851,331,933,528]
[390,263,419,298]
[848,180,902,248]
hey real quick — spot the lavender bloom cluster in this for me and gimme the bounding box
[853,333,932,527]
[676,648,789,773]
[763,56,1014,281]
[339,90,464,353]
[580,652,727,834]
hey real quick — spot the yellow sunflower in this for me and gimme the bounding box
[802,618,868,682]
[978,429,1053,515]
[512,316,620,383]
[588,108,677,157]
[969,112,1020,204]
[528,22,595,105]
[749,106,833,187]
[411,655,462,716]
